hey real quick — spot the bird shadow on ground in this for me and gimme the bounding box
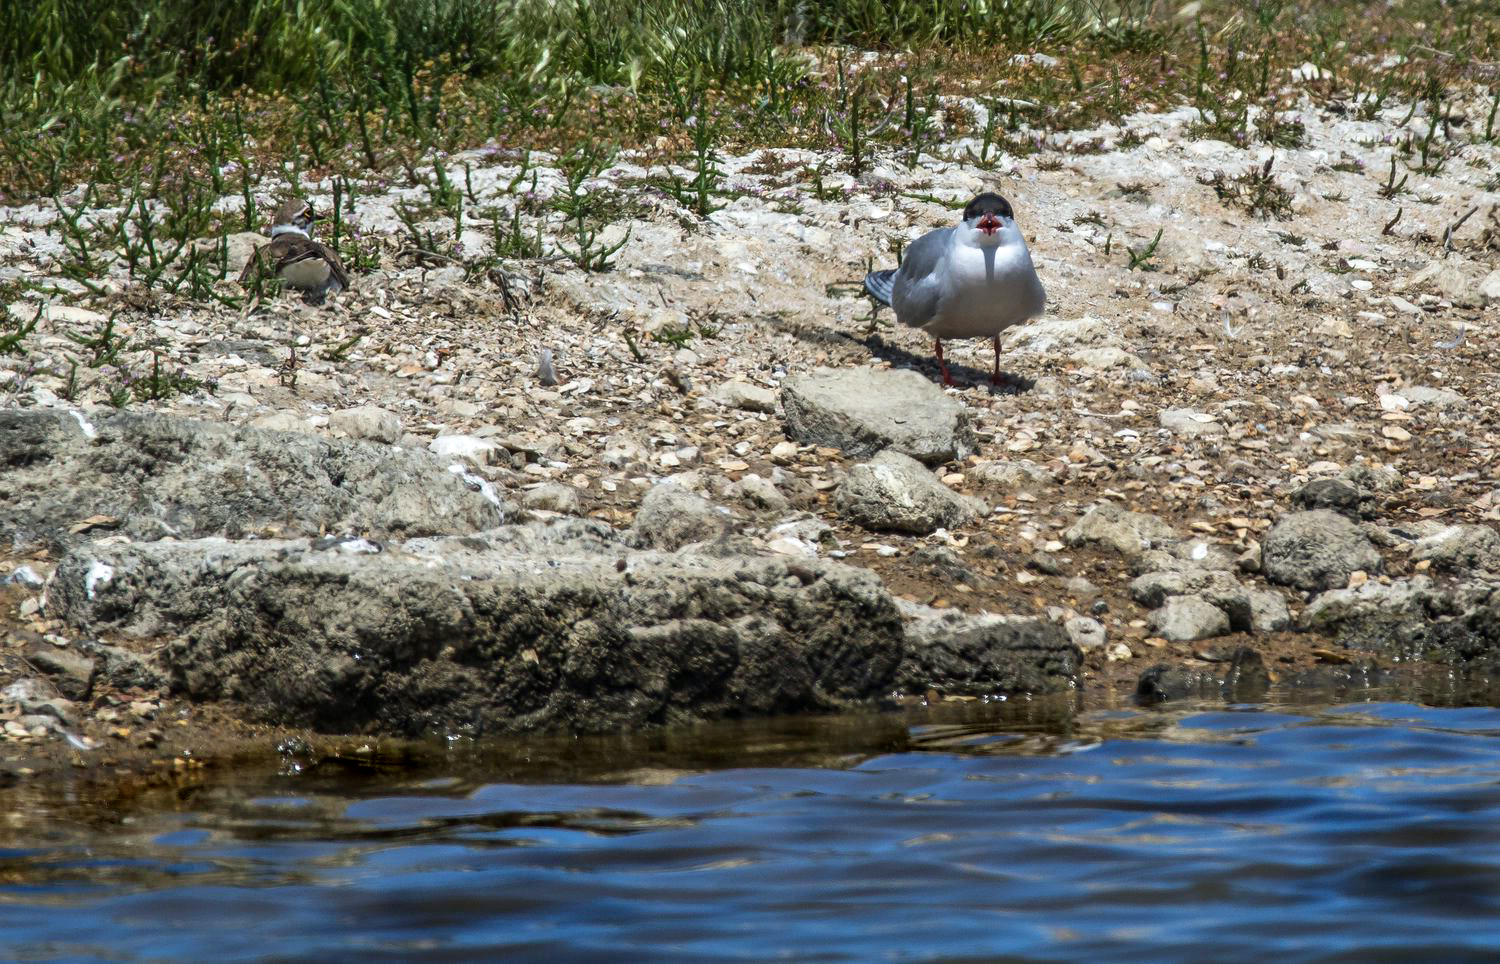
[856,331,1034,396]
[761,312,1033,395]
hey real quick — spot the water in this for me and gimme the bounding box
[4,693,1500,961]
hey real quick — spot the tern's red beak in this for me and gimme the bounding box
[978,213,1001,236]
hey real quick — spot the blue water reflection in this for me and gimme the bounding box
[3,699,1499,961]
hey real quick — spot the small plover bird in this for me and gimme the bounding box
[865,192,1045,387]
[240,199,350,305]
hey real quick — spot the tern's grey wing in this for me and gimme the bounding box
[864,269,896,306]
[890,227,951,330]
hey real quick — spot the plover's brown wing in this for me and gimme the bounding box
[263,235,328,274]
[270,236,350,288]
[313,239,350,289]
[237,243,268,284]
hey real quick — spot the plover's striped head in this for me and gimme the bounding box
[271,198,316,236]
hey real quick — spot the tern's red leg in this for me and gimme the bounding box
[934,338,955,387]
[991,335,1003,385]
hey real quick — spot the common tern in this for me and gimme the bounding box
[865,192,1045,387]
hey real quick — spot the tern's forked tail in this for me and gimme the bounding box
[863,269,896,306]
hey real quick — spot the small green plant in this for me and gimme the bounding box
[650,325,697,348]
[622,329,646,362]
[1126,228,1163,271]
[656,96,731,219]
[1200,156,1295,220]
[1377,156,1410,199]
[130,348,203,402]
[967,97,1005,168]
[66,313,132,368]
[488,204,545,260]
[554,141,631,271]
[899,73,941,168]
[1475,85,1500,143]
[826,72,893,179]
[51,185,108,295]
[0,302,42,356]
[318,333,364,362]
[1253,102,1306,148]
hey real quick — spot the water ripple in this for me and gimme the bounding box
[3,697,1500,961]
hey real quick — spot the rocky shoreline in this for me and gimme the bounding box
[2,376,1498,784]
[5,91,1500,784]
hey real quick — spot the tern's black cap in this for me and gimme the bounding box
[962,192,1014,221]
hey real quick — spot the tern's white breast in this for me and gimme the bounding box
[924,242,1044,340]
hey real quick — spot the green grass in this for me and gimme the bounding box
[0,0,1496,312]
[3,1,1491,201]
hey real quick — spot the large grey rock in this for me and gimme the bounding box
[1136,647,1270,703]
[0,410,503,550]
[1130,568,1251,631]
[1481,268,1500,303]
[727,474,791,513]
[48,521,908,735]
[1248,589,1292,633]
[1340,464,1402,494]
[80,640,166,691]
[632,482,732,549]
[521,482,584,516]
[600,432,650,470]
[1410,524,1500,574]
[1299,576,1458,635]
[779,367,974,465]
[897,602,1081,694]
[1135,540,1239,574]
[1149,595,1232,642]
[328,405,403,444]
[1063,502,1177,560]
[836,450,974,534]
[1158,409,1225,437]
[1065,616,1107,650]
[1261,510,1382,592]
[1001,316,1112,354]
[1290,478,1364,518]
[1299,576,1500,663]
[20,640,95,700]
[712,380,777,414]
[1402,385,1466,410]
[967,460,1049,491]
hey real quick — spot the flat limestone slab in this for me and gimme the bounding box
[49,521,907,735]
[46,518,1084,737]
[779,367,975,465]
[0,409,504,549]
